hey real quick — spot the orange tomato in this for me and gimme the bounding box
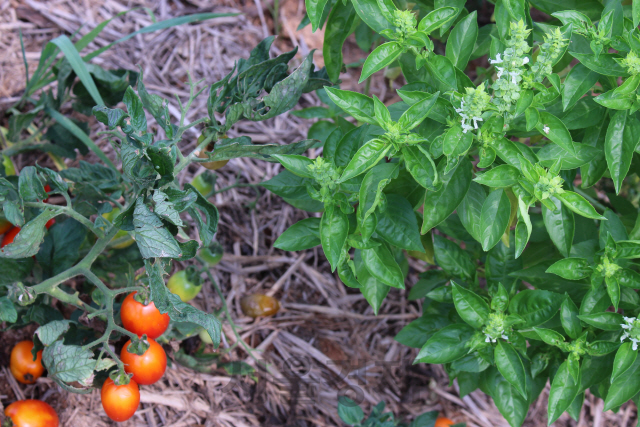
[10,340,45,384]
[435,417,455,427]
[197,134,229,170]
[240,294,280,318]
[120,338,167,385]
[1,226,20,247]
[4,399,59,427]
[100,378,140,422]
[120,292,170,339]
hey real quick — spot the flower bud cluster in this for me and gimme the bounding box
[490,20,531,112]
[530,27,568,81]
[455,83,491,133]
[621,316,640,350]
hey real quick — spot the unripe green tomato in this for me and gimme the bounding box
[191,173,214,196]
[2,154,15,176]
[102,208,134,249]
[199,242,223,266]
[198,328,213,345]
[167,270,202,302]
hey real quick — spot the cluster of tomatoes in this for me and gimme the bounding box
[101,292,171,422]
[3,293,169,425]
[5,341,59,427]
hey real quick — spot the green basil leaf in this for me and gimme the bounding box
[536,111,575,154]
[457,181,486,243]
[274,218,321,251]
[604,355,640,411]
[433,234,476,279]
[542,197,575,257]
[418,7,459,34]
[546,258,592,280]
[324,87,376,124]
[480,189,511,252]
[604,110,640,194]
[359,42,404,83]
[577,312,624,331]
[415,323,475,364]
[556,191,606,220]
[422,157,472,233]
[548,361,581,424]
[495,341,528,400]
[376,194,423,252]
[339,139,391,183]
[473,165,520,188]
[272,154,314,179]
[452,282,490,329]
[362,243,405,288]
[509,290,565,327]
[560,297,582,340]
[445,11,478,70]
[320,204,349,272]
[611,342,638,385]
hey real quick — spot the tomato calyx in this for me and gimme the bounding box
[10,282,37,306]
[133,287,151,305]
[126,335,151,356]
[109,369,133,386]
[2,417,14,427]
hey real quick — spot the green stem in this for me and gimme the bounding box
[24,202,103,237]
[48,285,96,313]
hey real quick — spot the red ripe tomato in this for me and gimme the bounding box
[10,340,45,384]
[120,292,170,339]
[1,226,20,248]
[45,218,55,230]
[435,417,455,427]
[101,378,140,422]
[4,399,59,427]
[120,338,167,385]
[0,218,12,235]
[43,184,51,203]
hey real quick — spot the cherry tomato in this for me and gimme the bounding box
[45,218,55,230]
[240,294,280,318]
[101,378,140,422]
[0,218,12,235]
[2,154,16,176]
[120,338,167,385]
[43,184,51,203]
[4,400,58,427]
[167,270,202,302]
[199,242,223,266]
[1,226,20,248]
[102,207,134,249]
[434,417,455,427]
[197,134,229,170]
[198,328,214,345]
[120,292,170,339]
[191,173,214,196]
[10,340,45,384]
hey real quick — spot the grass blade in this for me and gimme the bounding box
[45,107,117,171]
[50,35,105,106]
[84,12,239,61]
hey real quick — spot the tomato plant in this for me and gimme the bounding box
[100,377,140,422]
[0,12,324,422]
[120,292,170,339]
[4,400,59,427]
[9,341,45,384]
[167,268,203,302]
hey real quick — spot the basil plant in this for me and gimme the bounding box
[265,0,640,425]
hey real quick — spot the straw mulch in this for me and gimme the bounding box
[0,0,636,426]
